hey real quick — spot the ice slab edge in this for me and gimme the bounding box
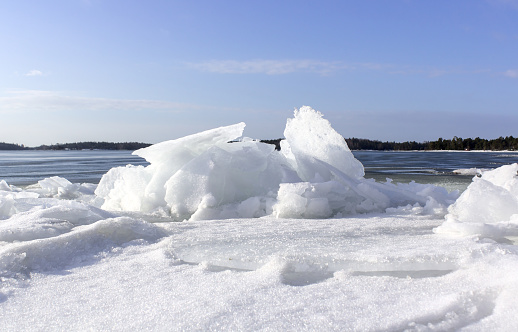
[94,106,459,221]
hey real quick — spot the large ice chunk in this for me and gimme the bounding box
[163,140,285,220]
[134,122,247,212]
[95,106,455,221]
[134,122,246,165]
[282,106,364,181]
[37,176,80,199]
[95,122,287,219]
[435,163,518,239]
[96,165,151,211]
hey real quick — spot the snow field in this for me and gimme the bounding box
[1,215,518,330]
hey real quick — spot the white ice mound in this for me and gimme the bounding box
[95,106,455,220]
[436,163,518,239]
[282,106,364,181]
[96,122,288,219]
[38,176,81,199]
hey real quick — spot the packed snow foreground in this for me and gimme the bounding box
[1,106,518,331]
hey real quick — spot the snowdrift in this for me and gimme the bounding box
[436,163,518,239]
[95,106,458,221]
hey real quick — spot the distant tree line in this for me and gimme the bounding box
[0,141,151,150]
[426,136,518,151]
[345,138,428,151]
[346,136,517,151]
[36,142,152,150]
[0,142,26,150]
[1,136,517,151]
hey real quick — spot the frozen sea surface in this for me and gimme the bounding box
[1,106,518,331]
[0,150,148,185]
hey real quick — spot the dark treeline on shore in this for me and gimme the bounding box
[0,142,27,150]
[0,141,151,151]
[37,142,152,150]
[345,136,518,151]
[425,136,518,151]
[345,138,427,151]
[1,136,517,151]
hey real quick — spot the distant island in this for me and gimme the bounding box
[346,136,518,151]
[0,141,151,151]
[1,136,517,151]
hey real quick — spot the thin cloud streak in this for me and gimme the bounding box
[188,59,498,78]
[188,59,353,75]
[25,70,44,77]
[0,90,201,114]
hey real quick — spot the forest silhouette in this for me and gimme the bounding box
[1,136,517,151]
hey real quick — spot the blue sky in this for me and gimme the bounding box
[1,0,517,146]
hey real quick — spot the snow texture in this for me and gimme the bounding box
[1,106,518,330]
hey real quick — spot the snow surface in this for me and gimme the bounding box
[1,106,518,331]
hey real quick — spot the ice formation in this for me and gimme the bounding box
[436,163,518,239]
[95,106,457,220]
[2,107,518,330]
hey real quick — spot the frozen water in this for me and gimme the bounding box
[1,106,518,330]
[95,106,457,221]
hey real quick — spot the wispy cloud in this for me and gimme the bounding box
[188,59,353,75]
[0,90,199,113]
[504,69,518,78]
[188,59,495,79]
[25,70,44,77]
